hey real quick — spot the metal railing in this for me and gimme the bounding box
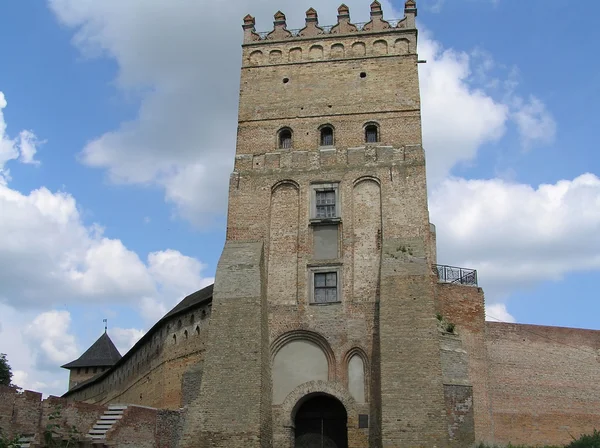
[432,264,478,287]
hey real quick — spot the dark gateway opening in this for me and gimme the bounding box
[295,395,348,448]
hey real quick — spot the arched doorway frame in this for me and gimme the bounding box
[277,380,360,448]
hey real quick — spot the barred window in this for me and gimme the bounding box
[365,124,379,143]
[278,128,292,149]
[320,126,334,146]
[316,190,336,218]
[314,272,338,303]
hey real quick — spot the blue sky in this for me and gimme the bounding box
[0,0,598,396]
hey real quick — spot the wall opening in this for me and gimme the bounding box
[295,395,348,448]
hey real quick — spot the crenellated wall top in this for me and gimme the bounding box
[242,1,417,45]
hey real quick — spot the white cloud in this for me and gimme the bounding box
[485,303,516,323]
[47,0,401,227]
[109,327,146,356]
[0,305,69,396]
[23,311,79,370]
[0,93,40,184]
[418,34,509,185]
[46,0,557,212]
[512,95,556,149]
[0,179,213,314]
[430,173,600,303]
[0,92,213,320]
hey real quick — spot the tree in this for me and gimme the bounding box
[0,353,13,386]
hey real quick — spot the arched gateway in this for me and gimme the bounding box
[295,395,348,448]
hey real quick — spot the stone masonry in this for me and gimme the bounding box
[181,1,451,447]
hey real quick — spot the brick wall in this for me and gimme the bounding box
[0,385,107,443]
[65,305,211,410]
[486,322,600,446]
[435,282,492,443]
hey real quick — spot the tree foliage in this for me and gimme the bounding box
[0,353,12,387]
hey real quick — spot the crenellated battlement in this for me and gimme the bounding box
[243,1,417,44]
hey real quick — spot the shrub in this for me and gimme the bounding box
[566,429,600,448]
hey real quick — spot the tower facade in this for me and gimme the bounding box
[181,1,451,447]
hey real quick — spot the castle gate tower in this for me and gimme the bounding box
[180,1,450,447]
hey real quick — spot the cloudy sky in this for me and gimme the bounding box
[0,0,598,397]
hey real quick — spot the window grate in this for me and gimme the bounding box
[320,127,334,146]
[314,272,338,303]
[279,129,292,149]
[316,190,336,218]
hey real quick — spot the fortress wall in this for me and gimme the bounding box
[0,385,107,440]
[0,385,181,447]
[106,406,182,448]
[65,304,211,410]
[434,282,493,443]
[486,322,600,447]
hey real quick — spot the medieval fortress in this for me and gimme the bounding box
[2,2,600,447]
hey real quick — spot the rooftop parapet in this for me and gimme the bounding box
[242,0,418,44]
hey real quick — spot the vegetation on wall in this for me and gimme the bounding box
[43,406,82,447]
[436,313,456,334]
[0,431,21,448]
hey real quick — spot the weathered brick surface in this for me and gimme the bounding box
[65,304,212,410]
[0,386,108,444]
[485,322,600,447]
[443,384,474,448]
[180,242,271,448]
[435,283,492,443]
[184,3,449,447]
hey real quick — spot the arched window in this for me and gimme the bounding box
[173,334,177,345]
[365,123,379,143]
[278,128,293,149]
[195,325,200,335]
[184,330,188,340]
[320,125,334,146]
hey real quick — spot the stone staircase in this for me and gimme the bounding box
[17,434,35,448]
[87,404,128,442]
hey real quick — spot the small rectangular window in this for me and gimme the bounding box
[310,183,340,222]
[314,272,338,303]
[316,190,336,218]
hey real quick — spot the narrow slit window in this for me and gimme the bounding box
[320,126,334,146]
[278,128,292,149]
[365,124,379,143]
[316,190,336,218]
[314,272,338,303]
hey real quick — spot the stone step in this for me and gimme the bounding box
[86,406,128,441]
[18,434,35,448]
[108,405,128,411]
[100,414,122,420]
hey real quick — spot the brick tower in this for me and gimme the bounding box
[180,1,451,447]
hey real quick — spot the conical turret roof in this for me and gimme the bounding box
[61,332,122,369]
